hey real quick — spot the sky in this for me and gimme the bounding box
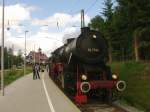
[0,0,115,56]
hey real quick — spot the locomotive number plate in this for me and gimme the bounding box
[88,48,99,52]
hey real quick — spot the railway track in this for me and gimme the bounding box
[79,101,127,112]
[53,79,127,112]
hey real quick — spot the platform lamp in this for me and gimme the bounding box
[24,30,29,76]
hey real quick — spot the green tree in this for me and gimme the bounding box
[102,0,114,63]
[111,1,133,61]
[88,0,114,62]
[88,15,105,33]
[117,0,150,61]
[17,49,23,66]
[89,0,150,62]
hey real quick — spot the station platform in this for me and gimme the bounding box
[0,71,81,112]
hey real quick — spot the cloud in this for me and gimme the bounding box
[29,12,91,56]
[0,4,35,34]
[0,3,34,54]
[6,30,64,55]
[0,4,32,23]
[32,13,90,29]
[1,4,91,56]
[7,26,80,56]
[5,4,31,20]
[62,27,80,43]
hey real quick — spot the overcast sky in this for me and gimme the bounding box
[0,0,113,56]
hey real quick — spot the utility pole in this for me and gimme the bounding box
[1,0,5,96]
[24,31,29,76]
[11,44,14,69]
[39,50,40,65]
[81,9,85,28]
[34,44,35,64]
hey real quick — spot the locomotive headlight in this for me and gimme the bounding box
[112,74,118,80]
[93,34,97,39]
[81,74,87,80]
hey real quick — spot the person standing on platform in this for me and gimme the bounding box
[46,64,49,72]
[32,64,36,80]
[35,64,40,79]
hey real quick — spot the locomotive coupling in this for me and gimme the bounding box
[116,80,126,92]
[80,82,91,93]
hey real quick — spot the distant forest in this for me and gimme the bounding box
[0,47,23,69]
[88,0,150,63]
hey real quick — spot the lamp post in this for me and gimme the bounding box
[24,30,29,76]
[8,55,10,69]
[34,44,35,64]
[1,0,5,96]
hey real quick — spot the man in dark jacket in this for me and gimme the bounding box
[32,64,36,80]
[35,64,40,79]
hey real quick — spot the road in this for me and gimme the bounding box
[0,71,81,112]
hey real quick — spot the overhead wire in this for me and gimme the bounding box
[56,0,81,31]
[85,0,99,14]
[69,0,81,14]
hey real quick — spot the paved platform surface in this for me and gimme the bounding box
[0,71,81,112]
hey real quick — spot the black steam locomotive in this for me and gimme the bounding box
[49,27,126,104]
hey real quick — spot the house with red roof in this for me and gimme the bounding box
[26,48,48,64]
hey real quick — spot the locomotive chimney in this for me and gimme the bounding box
[81,9,85,28]
[81,9,90,34]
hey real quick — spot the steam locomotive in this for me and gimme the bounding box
[49,27,126,104]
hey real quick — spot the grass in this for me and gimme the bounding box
[0,67,32,87]
[111,61,150,111]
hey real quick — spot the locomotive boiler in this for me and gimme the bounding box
[49,27,126,104]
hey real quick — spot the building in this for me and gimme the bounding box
[26,48,48,64]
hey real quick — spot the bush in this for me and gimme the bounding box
[111,61,150,111]
[0,67,32,87]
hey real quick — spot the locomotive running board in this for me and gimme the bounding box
[90,80,117,89]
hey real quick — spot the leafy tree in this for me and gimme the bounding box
[89,0,150,62]
[89,0,114,63]
[88,15,105,32]
[102,0,114,63]
[0,46,24,69]
[117,0,150,61]
[17,49,23,66]
[112,1,133,61]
